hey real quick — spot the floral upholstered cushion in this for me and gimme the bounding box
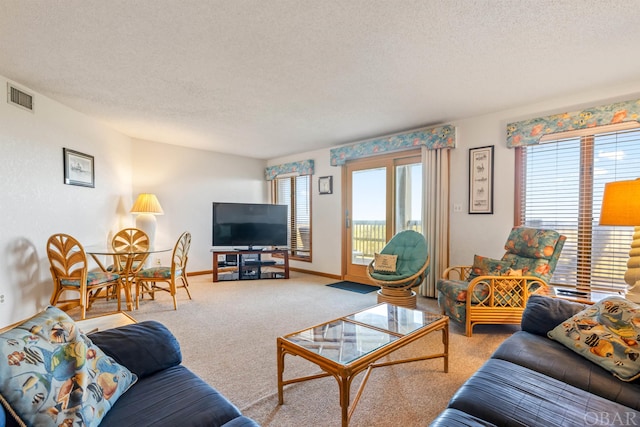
[548,297,640,382]
[437,289,467,323]
[60,271,120,287]
[503,268,523,276]
[501,254,551,280]
[467,255,512,281]
[0,306,137,427]
[137,267,181,279]
[437,279,490,303]
[504,227,560,260]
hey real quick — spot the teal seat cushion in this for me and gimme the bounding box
[369,230,428,282]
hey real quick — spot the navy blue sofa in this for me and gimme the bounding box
[430,296,640,426]
[2,320,259,427]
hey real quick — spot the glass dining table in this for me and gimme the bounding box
[84,244,172,311]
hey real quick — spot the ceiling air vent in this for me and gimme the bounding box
[7,83,34,112]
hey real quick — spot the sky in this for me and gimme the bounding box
[352,164,422,222]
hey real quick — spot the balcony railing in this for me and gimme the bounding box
[352,220,422,263]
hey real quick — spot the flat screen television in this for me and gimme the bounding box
[212,202,288,249]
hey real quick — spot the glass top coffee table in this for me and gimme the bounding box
[277,303,449,426]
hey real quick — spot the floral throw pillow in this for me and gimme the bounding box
[0,306,137,427]
[504,227,560,260]
[467,255,512,281]
[548,297,640,382]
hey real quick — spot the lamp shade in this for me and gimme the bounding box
[599,179,640,226]
[130,193,164,215]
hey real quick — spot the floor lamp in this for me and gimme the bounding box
[131,193,164,249]
[599,179,640,302]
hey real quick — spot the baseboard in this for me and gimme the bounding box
[187,270,213,277]
[289,267,341,280]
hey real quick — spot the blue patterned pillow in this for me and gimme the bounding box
[548,297,640,381]
[0,306,137,427]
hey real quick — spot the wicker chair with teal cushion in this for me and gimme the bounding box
[436,226,566,336]
[366,230,429,309]
[47,233,121,319]
[135,231,192,310]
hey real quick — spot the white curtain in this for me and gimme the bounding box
[419,147,450,297]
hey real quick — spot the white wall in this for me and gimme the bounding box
[131,139,268,272]
[0,75,133,328]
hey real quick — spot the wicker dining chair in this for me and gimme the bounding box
[111,228,150,309]
[136,231,192,310]
[47,233,121,319]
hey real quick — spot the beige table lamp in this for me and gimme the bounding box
[130,193,164,249]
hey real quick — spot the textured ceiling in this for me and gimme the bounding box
[2,1,640,159]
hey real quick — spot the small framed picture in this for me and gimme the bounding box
[63,148,95,188]
[319,176,333,195]
[469,145,494,214]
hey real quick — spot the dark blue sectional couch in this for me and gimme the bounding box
[2,320,259,427]
[430,296,640,426]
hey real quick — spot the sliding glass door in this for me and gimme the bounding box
[343,151,422,283]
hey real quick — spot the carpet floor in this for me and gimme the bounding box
[69,272,516,427]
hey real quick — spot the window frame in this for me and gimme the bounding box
[272,174,312,262]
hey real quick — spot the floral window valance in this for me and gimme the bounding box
[264,159,314,181]
[507,98,640,147]
[330,124,456,166]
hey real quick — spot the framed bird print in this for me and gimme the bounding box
[469,145,493,214]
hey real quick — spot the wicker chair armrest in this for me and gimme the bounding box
[466,275,550,307]
[442,265,472,280]
[366,260,375,276]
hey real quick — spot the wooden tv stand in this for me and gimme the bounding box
[211,249,290,282]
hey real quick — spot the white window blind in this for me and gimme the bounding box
[275,175,311,260]
[518,129,640,293]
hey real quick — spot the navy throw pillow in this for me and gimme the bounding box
[89,320,182,378]
[521,295,588,336]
